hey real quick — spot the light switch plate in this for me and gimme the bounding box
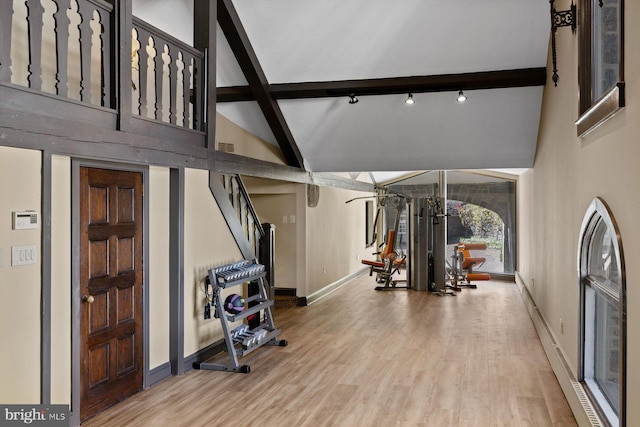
[11,245,37,266]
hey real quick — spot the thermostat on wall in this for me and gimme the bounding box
[12,211,39,230]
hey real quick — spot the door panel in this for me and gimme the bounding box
[80,167,143,421]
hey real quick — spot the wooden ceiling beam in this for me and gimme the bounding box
[217,0,304,168]
[217,67,546,102]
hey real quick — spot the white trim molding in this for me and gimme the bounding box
[515,272,604,427]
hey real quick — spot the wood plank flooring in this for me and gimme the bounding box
[83,276,577,426]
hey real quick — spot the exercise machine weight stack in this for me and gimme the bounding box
[193,260,287,374]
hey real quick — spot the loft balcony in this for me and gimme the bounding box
[0,0,213,155]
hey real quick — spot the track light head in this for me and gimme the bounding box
[405,93,415,105]
[348,93,359,104]
[457,90,467,103]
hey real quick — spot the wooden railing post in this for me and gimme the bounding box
[113,0,132,130]
[26,0,44,91]
[153,44,164,121]
[194,0,216,149]
[77,1,94,103]
[0,1,14,83]
[169,49,178,125]
[54,0,71,98]
[136,30,149,117]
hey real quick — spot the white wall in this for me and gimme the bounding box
[148,166,171,369]
[133,0,194,46]
[251,193,298,289]
[246,178,373,297]
[183,168,243,356]
[0,147,41,403]
[51,155,71,404]
[518,2,640,422]
[216,112,287,165]
[304,186,372,296]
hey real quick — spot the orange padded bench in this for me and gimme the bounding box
[457,243,491,285]
[361,230,396,274]
[467,273,491,281]
[362,230,407,289]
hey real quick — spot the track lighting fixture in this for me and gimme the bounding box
[456,90,467,103]
[348,93,358,104]
[405,93,414,105]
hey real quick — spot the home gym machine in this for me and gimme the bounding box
[354,193,409,290]
[375,195,409,290]
[445,243,491,291]
[363,172,494,295]
[408,171,491,295]
[409,195,444,293]
[193,259,287,374]
[360,189,442,292]
[361,229,408,290]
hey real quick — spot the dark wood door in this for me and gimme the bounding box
[80,167,143,421]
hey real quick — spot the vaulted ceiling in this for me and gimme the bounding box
[215,0,551,177]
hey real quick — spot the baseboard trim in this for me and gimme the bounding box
[148,362,172,387]
[515,272,603,427]
[305,267,368,305]
[183,339,226,373]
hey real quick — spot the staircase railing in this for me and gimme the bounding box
[208,172,264,262]
[225,174,264,258]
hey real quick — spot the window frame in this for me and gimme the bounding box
[578,197,626,426]
[365,200,376,247]
[576,0,625,137]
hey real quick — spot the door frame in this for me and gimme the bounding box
[70,159,150,426]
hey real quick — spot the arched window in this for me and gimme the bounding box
[578,198,626,426]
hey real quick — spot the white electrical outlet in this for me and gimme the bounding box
[11,245,37,266]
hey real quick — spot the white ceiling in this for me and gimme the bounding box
[216,0,551,174]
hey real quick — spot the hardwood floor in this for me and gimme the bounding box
[83,275,577,426]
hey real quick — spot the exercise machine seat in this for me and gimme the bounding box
[461,256,486,270]
[362,230,395,271]
[467,273,491,281]
[456,242,491,286]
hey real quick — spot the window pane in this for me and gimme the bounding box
[587,219,619,297]
[593,287,620,415]
[383,199,407,253]
[448,201,505,274]
[592,0,620,100]
[365,200,374,246]
[580,198,625,426]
